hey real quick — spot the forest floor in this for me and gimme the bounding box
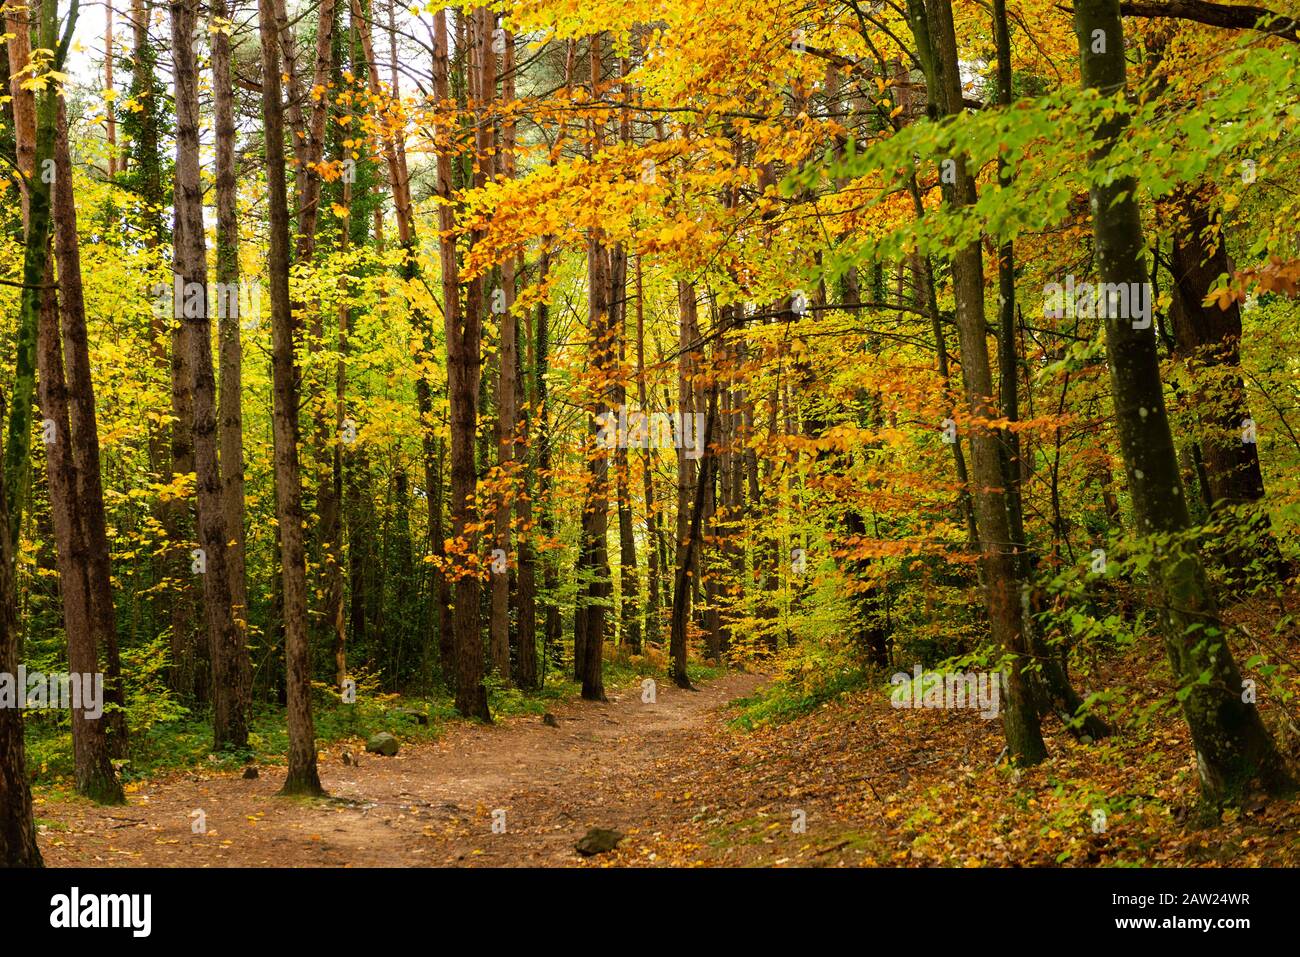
[35,670,775,867]
[30,646,1300,866]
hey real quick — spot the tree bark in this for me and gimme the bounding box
[52,104,130,755]
[0,412,41,863]
[212,0,252,705]
[1072,0,1290,801]
[172,0,249,751]
[1167,184,1277,561]
[259,0,325,794]
[436,7,490,720]
[909,0,1047,765]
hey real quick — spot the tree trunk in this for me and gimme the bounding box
[991,0,1108,741]
[1072,0,1290,801]
[38,266,123,803]
[259,0,325,794]
[670,388,718,688]
[909,0,1046,765]
[435,7,490,720]
[52,104,129,755]
[212,0,252,708]
[534,249,563,673]
[0,426,41,863]
[1167,182,1283,579]
[635,257,662,647]
[173,0,249,751]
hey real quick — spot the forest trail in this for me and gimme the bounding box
[35,672,771,867]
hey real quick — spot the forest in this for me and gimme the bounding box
[0,0,1299,872]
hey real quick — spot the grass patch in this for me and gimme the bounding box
[728,662,872,730]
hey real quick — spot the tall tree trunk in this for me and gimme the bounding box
[575,230,612,701]
[0,435,40,860]
[1072,0,1290,801]
[260,0,325,794]
[497,28,537,690]
[436,7,490,720]
[173,0,249,751]
[38,266,123,803]
[165,3,202,703]
[571,31,613,702]
[212,0,251,694]
[53,105,129,756]
[635,257,662,647]
[479,11,513,683]
[669,281,702,684]
[534,249,563,673]
[327,178,351,690]
[991,0,1108,741]
[612,253,640,655]
[909,0,1046,764]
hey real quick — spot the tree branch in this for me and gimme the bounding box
[1116,0,1300,42]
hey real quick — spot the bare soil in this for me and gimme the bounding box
[35,671,765,867]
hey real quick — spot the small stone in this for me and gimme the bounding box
[575,828,623,856]
[366,732,400,756]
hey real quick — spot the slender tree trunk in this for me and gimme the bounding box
[435,8,490,720]
[478,12,514,683]
[534,249,563,672]
[53,105,129,755]
[635,257,662,647]
[612,252,640,655]
[173,0,249,751]
[576,230,612,701]
[990,0,1108,741]
[259,0,325,794]
[909,0,1047,764]
[494,28,537,689]
[670,388,718,688]
[212,0,251,694]
[0,403,41,863]
[1072,0,1290,801]
[327,178,351,690]
[38,264,123,804]
[164,4,202,703]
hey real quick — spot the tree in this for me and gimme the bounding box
[436,6,490,720]
[259,0,325,794]
[0,436,40,865]
[171,0,249,751]
[907,0,1046,765]
[1071,0,1290,801]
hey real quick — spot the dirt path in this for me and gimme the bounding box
[36,671,765,867]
